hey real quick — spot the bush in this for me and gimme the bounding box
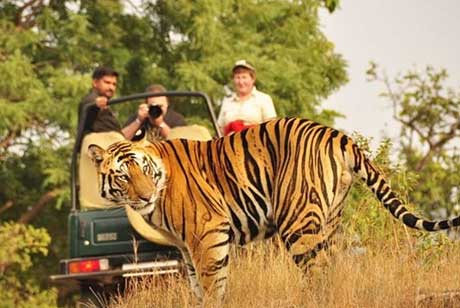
[0,222,57,307]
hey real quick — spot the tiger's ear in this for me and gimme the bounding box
[87,144,105,169]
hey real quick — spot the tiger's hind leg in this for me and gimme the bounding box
[278,162,352,272]
[278,205,342,272]
[281,231,331,271]
[284,227,342,272]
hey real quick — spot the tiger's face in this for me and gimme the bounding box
[87,141,166,216]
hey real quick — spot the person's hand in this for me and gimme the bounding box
[152,114,166,127]
[151,114,170,138]
[137,103,149,122]
[95,96,109,109]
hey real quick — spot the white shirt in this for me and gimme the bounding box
[217,87,276,132]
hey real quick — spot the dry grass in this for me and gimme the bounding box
[100,234,460,308]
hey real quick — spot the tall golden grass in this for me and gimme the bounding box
[97,230,460,308]
[80,138,460,307]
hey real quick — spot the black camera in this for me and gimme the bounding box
[148,105,163,119]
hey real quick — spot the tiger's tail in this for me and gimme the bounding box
[344,136,460,231]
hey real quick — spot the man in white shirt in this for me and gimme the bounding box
[217,60,277,135]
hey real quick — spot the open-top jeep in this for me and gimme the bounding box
[50,91,221,303]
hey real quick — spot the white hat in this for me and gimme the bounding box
[232,59,256,73]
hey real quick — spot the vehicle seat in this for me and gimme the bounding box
[79,131,125,209]
[167,124,212,141]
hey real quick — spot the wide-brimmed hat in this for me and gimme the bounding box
[232,59,256,73]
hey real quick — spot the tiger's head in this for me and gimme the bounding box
[87,140,166,216]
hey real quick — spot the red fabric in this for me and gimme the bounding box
[224,120,254,135]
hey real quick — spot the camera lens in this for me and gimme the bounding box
[148,105,162,119]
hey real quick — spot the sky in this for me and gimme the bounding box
[320,1,460,145]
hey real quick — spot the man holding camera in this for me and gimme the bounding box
[128,84,186,142]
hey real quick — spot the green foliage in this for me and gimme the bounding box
[367,63,460,215]
[0,0,345,304]
[323,0,340,12]
[415,232,455,264]
[343,135,460,263]
[2,2,457,305]
[0,222,50,271]
[0,280,57,308]
[0,0,348,217]
[0,222,57,307]
[342,136,413,244]
[141,0,348,124]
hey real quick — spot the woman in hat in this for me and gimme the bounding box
[217,60,277,135]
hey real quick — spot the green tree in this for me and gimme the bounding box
[367,63,460,217]
[0,222,56,307]
[0,0,346,304]
[141,0,347,123]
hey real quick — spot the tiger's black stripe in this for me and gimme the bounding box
[91,117,460,301]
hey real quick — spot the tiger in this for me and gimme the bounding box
[87,117,460,302]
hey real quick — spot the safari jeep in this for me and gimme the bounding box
[50,91,222,304]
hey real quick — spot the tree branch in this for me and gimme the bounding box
[0,130,18,161]
[0,130,17,149]
[0,200,13,216]
[414,119,460,172]
[18,189,59,224]
[399,116,433,147]
[432,120,460,149]
[415,151,434,172]
[14,0,44,29]
[125,0,144,15]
